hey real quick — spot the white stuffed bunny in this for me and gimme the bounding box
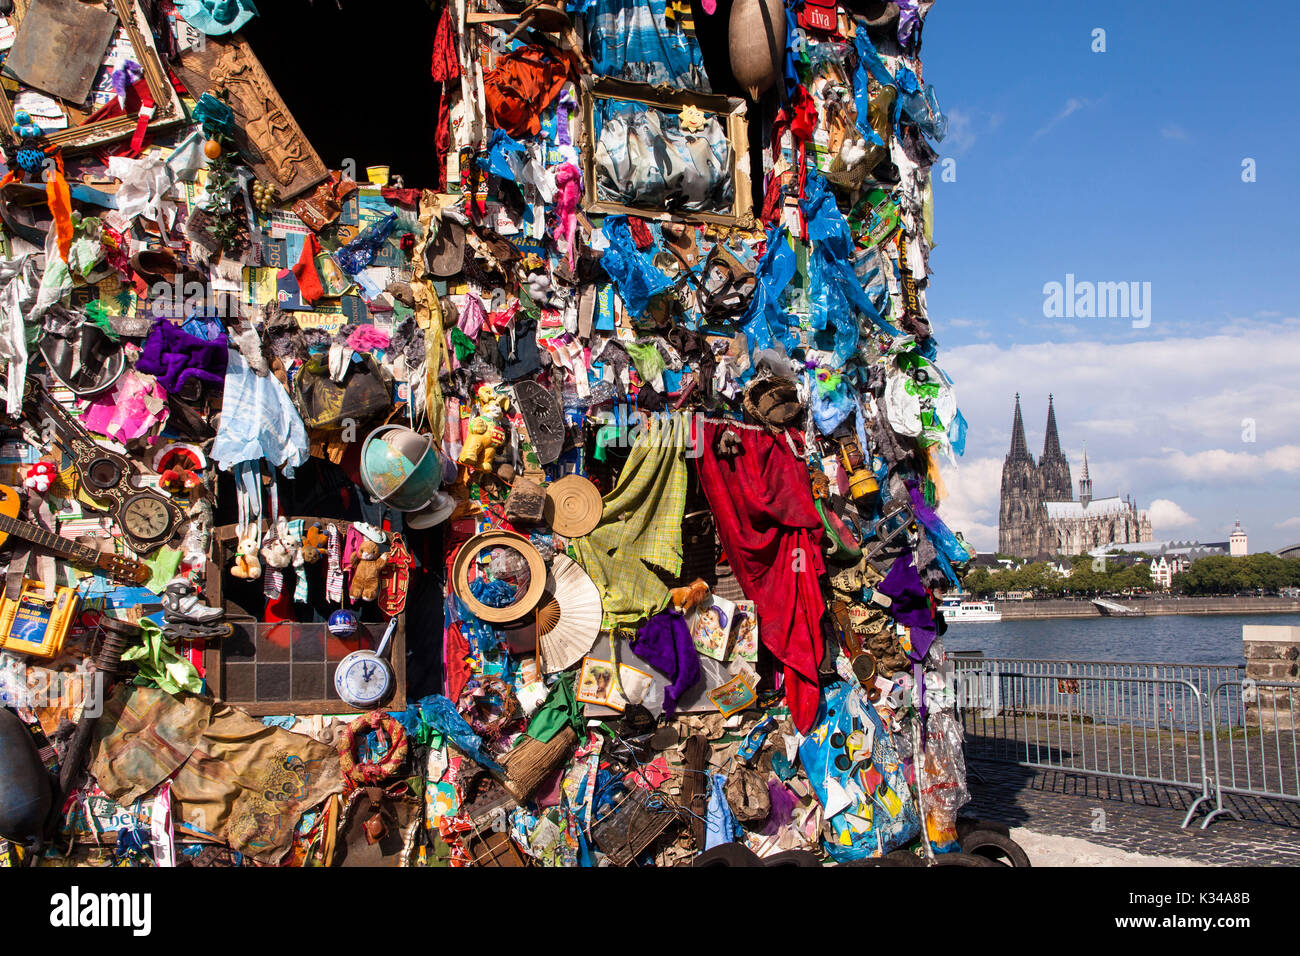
[261,516,293,569]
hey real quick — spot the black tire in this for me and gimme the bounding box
[692,843,761,867]
[839,849,925,867]
[761,850,822,867]
[882,849,926,866]
[959,829,1032,868]
[930,851,1001,867]
[956,817,1011,840]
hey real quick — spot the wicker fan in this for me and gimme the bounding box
[537,555,602,673]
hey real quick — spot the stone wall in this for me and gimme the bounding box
[993,596,1300,620]
[1243,625,1300,730]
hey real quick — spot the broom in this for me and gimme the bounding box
[500,726,578,802]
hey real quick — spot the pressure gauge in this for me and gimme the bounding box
[334,619,397,709]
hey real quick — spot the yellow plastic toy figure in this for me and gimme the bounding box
[458,384,509,473]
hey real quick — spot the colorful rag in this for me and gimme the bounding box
[587,0,712,91]
[483,45,575,138]
[572,412,690,626]
[695,421,827,733]
[89,686,343,864]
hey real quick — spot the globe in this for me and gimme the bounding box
[360,425,446,512]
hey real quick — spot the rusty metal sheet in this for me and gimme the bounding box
[3,0,118,104]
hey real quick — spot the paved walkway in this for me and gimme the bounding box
[964,759,1300,866]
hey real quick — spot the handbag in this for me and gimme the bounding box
[292,352,392,431]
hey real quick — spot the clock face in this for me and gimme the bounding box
[122,494,173,541]
[335,650,393,708]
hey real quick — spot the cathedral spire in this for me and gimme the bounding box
[1079,441,1092,507]
[1008,393,1030,460]
[1042,393,1063,460]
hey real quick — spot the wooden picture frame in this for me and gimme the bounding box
[580,76,752,227]
[0,0,186,152]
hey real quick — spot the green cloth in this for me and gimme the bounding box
[622,341,666,386]
[143,546,184,594]
[122,619,204,696]
[572,412,689,626]
[450,326,477,361]
[525,672,582,743]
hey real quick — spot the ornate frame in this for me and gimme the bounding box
[0,0,186,151]
[580,76,753,227]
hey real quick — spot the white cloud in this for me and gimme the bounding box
[1278,517,1300,530]
[1139,445,1300,482]
[1147,499,1196,530]
[1160,124,1189,141]
[936,322,1300,553]
[936,456,1002,551]
[1078,418,1140,437]
[1033,97,1091,139]
[944,108,977,155]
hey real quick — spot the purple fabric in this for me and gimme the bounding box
[761,780,798,836]
[897,0,924,45]
[137,319,229,397]
[907,479,945,539]
[629,610,701,717]
[876,551,935,661]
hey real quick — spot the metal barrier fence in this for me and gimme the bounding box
[951,656,1244,728]
[1201,680,1300,829]
[952,657,1300,829]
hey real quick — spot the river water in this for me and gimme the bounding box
[941,613,1300,666]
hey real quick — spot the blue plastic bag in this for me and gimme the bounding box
[740,226,799,357]
[600,215,673,318]
[798,681,921,862]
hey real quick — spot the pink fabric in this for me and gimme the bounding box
[552,163,582,269]
[458,295,487,339]
[347,325,390,352]
[695,423,827,733]
[83,371,168,443]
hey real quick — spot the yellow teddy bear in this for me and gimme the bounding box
[458,384,509,473]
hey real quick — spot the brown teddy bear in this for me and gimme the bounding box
[349,524,388,602]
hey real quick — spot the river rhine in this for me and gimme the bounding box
[941,612,1300,666]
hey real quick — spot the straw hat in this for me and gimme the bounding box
[544,475,603,538]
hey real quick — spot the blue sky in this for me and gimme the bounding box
[920,1,1300,554]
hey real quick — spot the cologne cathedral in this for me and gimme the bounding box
[999,396,1152,558]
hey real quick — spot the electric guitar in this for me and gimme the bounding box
[0,484,150,585]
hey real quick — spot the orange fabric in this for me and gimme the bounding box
[484,45,575,138]
[292,234,325,305]
[46,153,73,262]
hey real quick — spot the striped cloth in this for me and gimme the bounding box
[585,0,712,92]
[573,412,691,626]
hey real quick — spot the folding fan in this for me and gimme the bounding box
[537,554,603,673]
